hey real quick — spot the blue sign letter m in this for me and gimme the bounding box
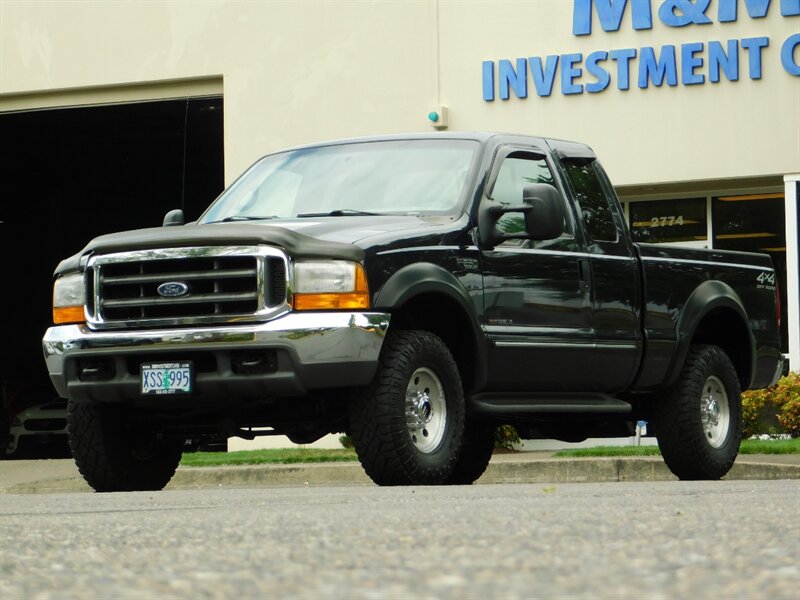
[573,0,653,36]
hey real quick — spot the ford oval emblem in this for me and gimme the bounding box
[157,282,190,298]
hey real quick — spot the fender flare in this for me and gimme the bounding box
[665,280,755,388]
[373,262,487,390]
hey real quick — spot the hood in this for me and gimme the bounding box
[251,215,431,245]
[53,215,438,276]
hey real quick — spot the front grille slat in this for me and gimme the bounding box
[102,268,256,285]
[88,246,289,329]
[102,291,258,308]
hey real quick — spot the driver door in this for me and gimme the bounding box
[481,145,594,391]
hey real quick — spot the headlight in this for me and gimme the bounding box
[292,260,369,310]
[52,273,86,324]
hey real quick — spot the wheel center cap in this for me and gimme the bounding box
[416,393,432,423]
[702,395,720,427]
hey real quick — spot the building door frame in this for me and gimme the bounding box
[784,175,799,373]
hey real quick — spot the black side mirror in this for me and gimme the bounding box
[521,184,563,240]
[163,209,185,227]
[478,183,563,249]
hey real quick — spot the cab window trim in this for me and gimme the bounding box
[484,145,577,239]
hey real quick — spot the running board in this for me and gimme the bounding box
[469,393,632,416]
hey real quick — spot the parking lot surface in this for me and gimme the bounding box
[1,480,798,599]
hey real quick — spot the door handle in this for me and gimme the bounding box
[578,258,592,292]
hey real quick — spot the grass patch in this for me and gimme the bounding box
[180,448,358,467]
[179,437,799,466]
[554,437,800,458]
[739,438,800,454]
[553,446,662,458]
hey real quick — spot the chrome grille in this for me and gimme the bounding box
[87,246,289,329]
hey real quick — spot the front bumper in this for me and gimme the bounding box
[43,312,390,404]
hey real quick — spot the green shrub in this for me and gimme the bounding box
[741,372,800,438]
[742,387,771,438]
[494,424,521,450]
[776,373,800,437]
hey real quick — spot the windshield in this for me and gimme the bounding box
[200,139,478,223]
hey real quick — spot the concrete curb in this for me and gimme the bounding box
[479,457,800,484]
[2,456,797,494]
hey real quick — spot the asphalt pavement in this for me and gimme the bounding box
[2,480,798,599]
[1,451,798,494]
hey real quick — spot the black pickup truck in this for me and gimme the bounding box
[43,132,783,491]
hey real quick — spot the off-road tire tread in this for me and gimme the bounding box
[67,401,182,492]
[655,344,742,480]
[445,420,495,485]
[348,330,465,486]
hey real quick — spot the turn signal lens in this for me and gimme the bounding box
[292,262,370,310]
[53,306,86,324]
[53,273,86,324]
[293,292,370,310]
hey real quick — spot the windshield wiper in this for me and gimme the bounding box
[209,215,279,223]
[296,209,386,218]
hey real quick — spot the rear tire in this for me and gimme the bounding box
[654,345,742,480]
[67,401,183,492]
[348,330,465,485]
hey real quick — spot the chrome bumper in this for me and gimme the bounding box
[43,312,390,402]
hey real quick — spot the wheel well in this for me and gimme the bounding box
[690,307,751,388]
[388,293,479,393]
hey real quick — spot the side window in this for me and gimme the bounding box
[562,160,617,242]
[490,151,558,241]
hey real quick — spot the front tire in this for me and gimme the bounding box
[348,330,465,485]
[654,345,742,480]
[444,419,495,485]
[67,401,183,492]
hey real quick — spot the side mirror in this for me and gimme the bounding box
[163,209,185,227]
[521,184,563,240]
[478,183,563,249]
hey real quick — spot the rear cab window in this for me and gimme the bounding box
[560,159,619,244]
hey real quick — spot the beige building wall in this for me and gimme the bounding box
[441,1,800,185]
[2,0,798,186]
[1,1,440,182]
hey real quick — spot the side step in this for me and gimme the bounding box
[469,392,632,416]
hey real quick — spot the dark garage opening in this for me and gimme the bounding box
[0,96,225,453]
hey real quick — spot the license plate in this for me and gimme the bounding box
[141,362,193,395]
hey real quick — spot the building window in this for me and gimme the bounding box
[713,193,788,352]
[712,193,786,252]
[629,198,707,244]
